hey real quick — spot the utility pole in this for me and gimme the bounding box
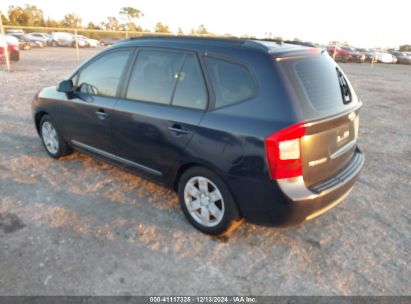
[0,11,11,72]
[74,26,79,61]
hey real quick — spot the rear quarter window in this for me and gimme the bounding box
[204,57,257,108]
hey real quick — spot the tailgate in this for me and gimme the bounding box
[274,48,361,188]
[302,108,360,188]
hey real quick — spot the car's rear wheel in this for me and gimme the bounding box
[10,51,19,61]
[178,167,242,235]
[51,41,57,47]
[40,115,71,159]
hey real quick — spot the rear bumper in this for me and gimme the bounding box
[279,147,364,224]
[232,147,364,226]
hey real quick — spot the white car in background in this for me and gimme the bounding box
[48,32,87,48]
[74,35,99,47]
[25,32,50,44]
[375,51,396,63]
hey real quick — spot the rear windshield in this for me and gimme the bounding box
[278,53,357,119]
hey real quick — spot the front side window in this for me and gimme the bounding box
[126,50,185,104]
[204,57,257,108]
[172,54,207,110]
[77,50,130,97]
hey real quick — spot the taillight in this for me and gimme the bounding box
[264,122,306,179]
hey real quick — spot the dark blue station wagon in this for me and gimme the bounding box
[32,37,364,235]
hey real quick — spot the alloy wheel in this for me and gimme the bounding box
[41,121,59,154]
[184,176,225,227]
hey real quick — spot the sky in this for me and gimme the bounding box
[1,0,410,48]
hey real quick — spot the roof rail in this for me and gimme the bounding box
[257,38,284,45]
[127,35,247,45]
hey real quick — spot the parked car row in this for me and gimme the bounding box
[4,29,43,50]
[4,30,101,49]
[48,32,99,48]
[327,45,410,64]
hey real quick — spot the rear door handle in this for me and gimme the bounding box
[95,109,109,120]
[168,124,189,136]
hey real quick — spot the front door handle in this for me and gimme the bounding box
[95,109,109,120]
[168,124,189,136]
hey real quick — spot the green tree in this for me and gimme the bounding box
[1,14,9,25]
[62,13,82,28]
[101,17,121,31]
[86,22,101,30]
[8,6,28,25]
[24,5,44,26]
[45,17,61,28]
[399,45,411,52]
[8,5,44,26]
[154,22,170,33]
[196,24,208,35]
[177,27,184,35]
[119,7,144,32]
[119,7,143,20]
[190,24,209,35]
[122,22,142,32]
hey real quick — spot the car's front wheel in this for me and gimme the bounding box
[178,167,243,235]
[39,115,71,159]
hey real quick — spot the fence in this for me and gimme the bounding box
[2,25,228,40]
[1,25,231,71]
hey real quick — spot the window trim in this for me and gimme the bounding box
[121,47,209,111]
[170,53,209,111]
[200,52,260,111]
[69,47,135,99]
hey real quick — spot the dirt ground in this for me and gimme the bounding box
[0,47,410,296]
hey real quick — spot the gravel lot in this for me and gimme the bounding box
[0,47,410,296]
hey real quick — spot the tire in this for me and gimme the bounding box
[178,166,243,235]
[51,41,57,47]
[39,115,71,159]
[10,51,19,62]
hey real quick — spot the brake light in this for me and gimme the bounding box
[265,122,306,179]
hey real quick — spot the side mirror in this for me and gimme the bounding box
[57,79,73,93]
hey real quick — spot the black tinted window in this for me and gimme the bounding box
[172,54,207,110]
[77,50,130,97]
[204,57,257,108]
[294,56,346,111]
[126,50,184,104]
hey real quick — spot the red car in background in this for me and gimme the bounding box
[327,46,365,63]
[327,46,350,62]
[0,34,20,62]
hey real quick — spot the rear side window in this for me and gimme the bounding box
[77,50,130,97]
[172,54,207,110]
[126,50,184,104]
[204,57,257,108]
